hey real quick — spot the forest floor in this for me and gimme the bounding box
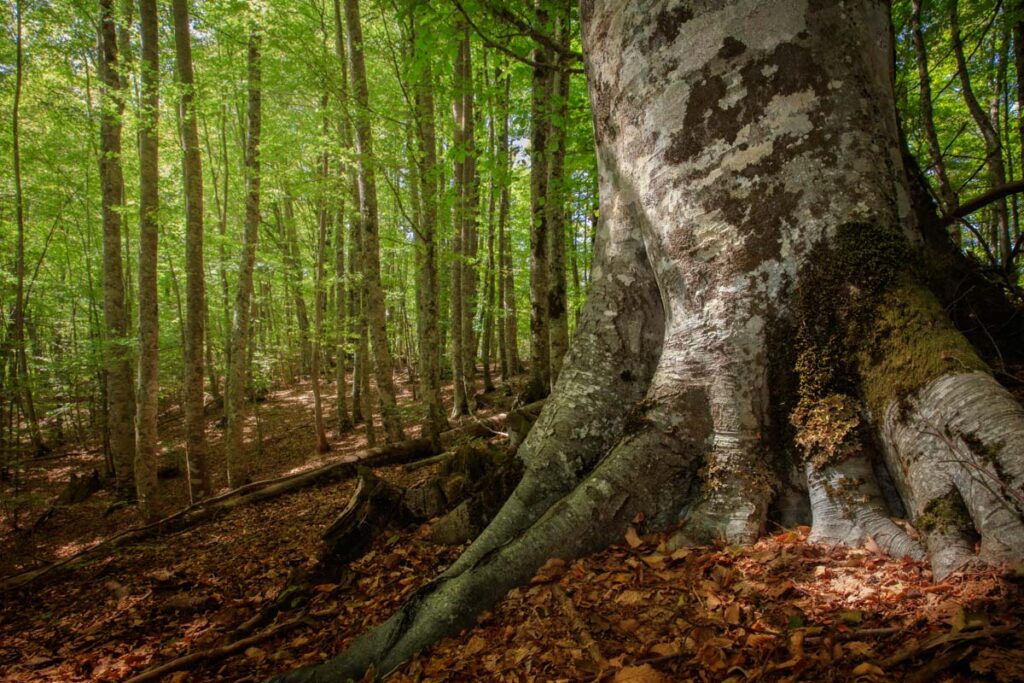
[1,370,1023,682]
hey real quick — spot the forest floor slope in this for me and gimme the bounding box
[1,373,1023,681]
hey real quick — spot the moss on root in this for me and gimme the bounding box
[790,222,987,468]
[916,489,972,534]
[791,393,861,470]
[858,283,987,420]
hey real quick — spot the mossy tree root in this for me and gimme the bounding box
[266,383,715,683]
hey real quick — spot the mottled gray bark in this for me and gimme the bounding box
[135,0,160,519]
[268,2,1024,679]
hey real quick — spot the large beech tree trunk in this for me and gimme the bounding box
[269,2,1024,681]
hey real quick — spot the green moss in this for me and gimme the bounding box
[858,282,987,420]
[789,222,987,467]
[791,393,861,469]
[958,431,1005,465]
[917,490,971,534]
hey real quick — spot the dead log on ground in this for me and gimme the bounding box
[1,402,543,592]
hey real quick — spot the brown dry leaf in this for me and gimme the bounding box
[624,527,643,549]
[670,547,691,561]
[464,635,488,656]
[147,569,175,582]
[724,603,742,625]
[851,661,886,680]
[641,554,666,569]
[649,642,678,657]
[245,646,267,662]
[614,663,666,682]
[616,590,645,605]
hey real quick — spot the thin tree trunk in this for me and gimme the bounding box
[99,0,137,500]
[497,68,520,378]
[311,97,332,454]
[343,0,405,442]
[412,11,447,444]
[171,0,210,501]
[225,25,262,488]
[10,0,47,459]
[450,29,471,418]
[950,0,1011,274]
[135,0,160,519]
[460,32,480,398]
[495,58,509,385]
[545,6,571,384]
[481,55,497,394]
[526,6,553,399]
[332,0,352,435]
[909,0,957,224]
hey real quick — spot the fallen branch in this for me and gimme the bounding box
[882,625,1014,667]
[402,452,454,472]
[1,402,545,592]
[122,616,309,683]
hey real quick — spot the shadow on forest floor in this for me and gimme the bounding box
[1,369,1023,682]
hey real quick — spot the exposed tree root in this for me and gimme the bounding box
[805,453,925,561]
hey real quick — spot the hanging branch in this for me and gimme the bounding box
[449,0,583,74]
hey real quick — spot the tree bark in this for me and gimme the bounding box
[311,98,332,455]
[99,0,137,501]
[545,6,572,384]
[171,0,210,501]
[225,24,263,487]
[281,197,312,376]
[343,0,405,443]
[450,27,473,418]
[908,0,958,239]
[332,0,353,435]
[268,2,1024,681]
[10,0,47,459]
[481,58,497,395]
[412,11,448,444]
[525,5,553,400]
[496,67,521,379]
[135,0,160,519]
[950,0,1012,275]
